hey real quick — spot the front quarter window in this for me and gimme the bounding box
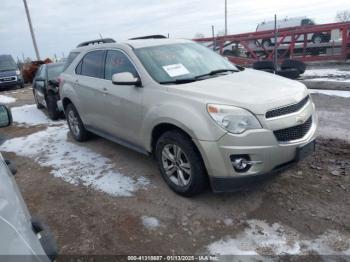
[134,43,237,84]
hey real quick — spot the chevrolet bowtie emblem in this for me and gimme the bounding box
[296,113,307,124]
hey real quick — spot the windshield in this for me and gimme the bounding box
[134,43,237,84]
[0,58,17,72]
[47,64,64,80]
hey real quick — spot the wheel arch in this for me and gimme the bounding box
[62,97,73,111]
[150,123,193,155]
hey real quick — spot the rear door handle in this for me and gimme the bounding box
[73,80,79,87]
[102,87,109,94]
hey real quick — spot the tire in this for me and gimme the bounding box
[65,103,90,142]
[276,68,300,80]
[262,39,272,48]
[253,61,275,71]
[155,130,208,197]
[312,34,323,44]
[281,59,307,74]
[223,50,234,56]
[46,95,60,121]
[19,84,25,89]
[33,90,44,109]
[259,69,275,74]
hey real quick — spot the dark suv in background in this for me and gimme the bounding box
[0,55,24,90]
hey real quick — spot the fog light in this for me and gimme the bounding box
[230,155,262,173]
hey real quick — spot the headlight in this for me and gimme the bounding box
[207,104,261,134]
[16,70,21,75]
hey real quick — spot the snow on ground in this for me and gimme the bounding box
[141,216,160,230]
[223,219,233,226]
[207,220,350,256]
[307,77,350,83]
[0,95,16,104]
[303,68,350,83]
[0,125,149,197]
[310,89,350,98]
[11,104,62,127]
[317,110,350,142]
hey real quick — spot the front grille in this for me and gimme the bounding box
[0,76,17,83]
[266,96,310,119]
[274,117,313,142]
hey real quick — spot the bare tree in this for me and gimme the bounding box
[335,10,350,22]
[194,33,205,39]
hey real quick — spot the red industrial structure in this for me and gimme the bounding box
[194,22,350,66]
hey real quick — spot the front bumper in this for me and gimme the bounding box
[194,114,318,192]
[0,77,23,89]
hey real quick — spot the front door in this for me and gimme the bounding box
[100,49,143,147]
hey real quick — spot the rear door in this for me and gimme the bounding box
[33,65,47,106]
[74,50,107,129]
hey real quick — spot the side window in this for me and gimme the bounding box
[80,50,105,78]
[75,60,82,75]
[104,50,138,81]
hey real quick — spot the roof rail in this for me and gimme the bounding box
[129,35,167,40]
[77,38,116,48]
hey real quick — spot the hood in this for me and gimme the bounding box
[0,70,17,78]
[169,69,309,115]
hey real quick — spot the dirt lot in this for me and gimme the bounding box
[0,85,349,258]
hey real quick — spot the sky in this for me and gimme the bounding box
[0,0,348,61]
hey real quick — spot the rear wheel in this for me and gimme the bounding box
[33,89,44,109]
[66,103,90,142]
[155,130,208,197]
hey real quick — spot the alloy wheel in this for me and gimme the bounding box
[161,144,192,187]
[68,110,80,137]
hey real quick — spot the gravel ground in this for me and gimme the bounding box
[0,84,349,259]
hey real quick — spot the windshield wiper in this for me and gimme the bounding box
[159,69,239,85]
[196,69,239,79]
[159,78,197,85]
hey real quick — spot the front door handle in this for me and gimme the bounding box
[102,87,109,94]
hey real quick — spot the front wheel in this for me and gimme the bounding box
[66,103,90,142]
[155,130,208,197]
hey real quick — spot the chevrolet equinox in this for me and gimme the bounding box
[59,38,317,196]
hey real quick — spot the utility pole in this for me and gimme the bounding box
[22,0,40,60]
[273,14,278,71]
[212,25,216,51]
[225,0,228,35]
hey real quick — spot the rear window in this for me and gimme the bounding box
[62,52,80,71]
[47,64,65,80]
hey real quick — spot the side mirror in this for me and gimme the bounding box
[112,72,142,87]
[0,105,12,128]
